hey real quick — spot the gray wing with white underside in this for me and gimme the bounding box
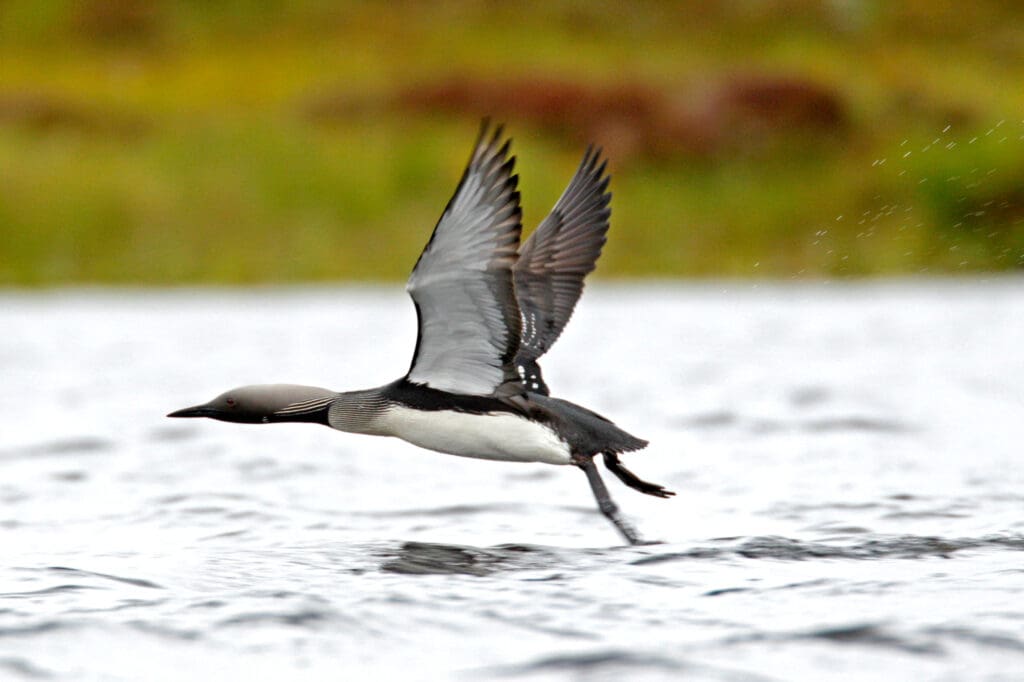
[405,123,524,396]
[513,147,611,395]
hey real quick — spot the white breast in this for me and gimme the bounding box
[375,405,573,465]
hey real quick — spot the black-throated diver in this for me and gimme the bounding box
[168,122,674,544]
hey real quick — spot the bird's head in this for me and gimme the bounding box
[167,384,335,425]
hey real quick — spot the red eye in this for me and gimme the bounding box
[226,398,236,407]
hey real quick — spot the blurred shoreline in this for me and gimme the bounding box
[2,1,1023,284]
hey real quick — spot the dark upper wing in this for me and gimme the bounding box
[405,122,524,396]
[513,146,611,395]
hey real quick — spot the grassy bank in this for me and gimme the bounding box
[2,1,1023,284]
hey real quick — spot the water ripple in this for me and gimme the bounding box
[633,533,1024,565]
[479,649,782,681]
[484,649,686,676]
[0,656,52,679]
[0,621,71,638]
[802,623,942,655]
[0,585,97,599]
[46,567,162,589]
[216,608,338,628]
[0,438,113,461]
[722,622,944,656]
[673,414,913,434]
[800,417,912,433]
[924,626,1024,653]
[361,503,530,518]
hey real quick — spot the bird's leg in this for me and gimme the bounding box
[603,453,676,499]
[578,456,643,545]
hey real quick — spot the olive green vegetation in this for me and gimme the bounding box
[2,1,1024,285]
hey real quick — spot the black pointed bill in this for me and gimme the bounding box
[166,405,217,418]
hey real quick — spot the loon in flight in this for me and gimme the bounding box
[168,122,674,544]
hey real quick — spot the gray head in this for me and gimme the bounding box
[167,384,336,425]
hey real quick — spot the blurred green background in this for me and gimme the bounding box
[2,0,1023,285]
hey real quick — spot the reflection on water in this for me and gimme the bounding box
[380,541,557,576]
[1,282,1023,680]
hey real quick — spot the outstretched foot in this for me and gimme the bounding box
[603,453,675,499]
[578,457,644,545]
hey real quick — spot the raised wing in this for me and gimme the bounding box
[405,123,524,396]
[513,147,611,395]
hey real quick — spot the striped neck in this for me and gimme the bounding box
[327,387,391,434]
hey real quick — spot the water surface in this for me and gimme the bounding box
[2,282,1022,680]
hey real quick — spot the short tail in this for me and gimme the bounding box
[603,453,675,499]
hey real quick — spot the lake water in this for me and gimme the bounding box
[2,281,1023,681]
